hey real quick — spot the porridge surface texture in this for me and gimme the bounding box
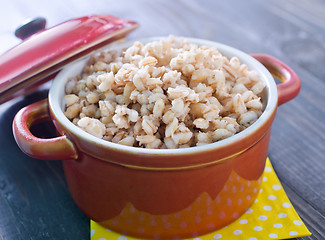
[64,36,265,149]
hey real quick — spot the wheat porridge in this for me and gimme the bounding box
[64,36,265,149]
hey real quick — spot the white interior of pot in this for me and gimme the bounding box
[49,37,277,155]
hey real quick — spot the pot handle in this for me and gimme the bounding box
[251,54,301,106]
[13,99,78,160]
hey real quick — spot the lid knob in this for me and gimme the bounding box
[15,17,47,40]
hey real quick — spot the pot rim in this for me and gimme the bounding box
[49,37,277,156]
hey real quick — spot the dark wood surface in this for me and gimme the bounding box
[0,0,324,239]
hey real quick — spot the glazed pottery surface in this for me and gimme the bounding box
[13,38,300,239]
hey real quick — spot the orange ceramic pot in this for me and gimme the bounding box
[13,38,300,239]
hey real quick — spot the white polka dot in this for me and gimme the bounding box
[118,237,127,240]
[283,202,291,208]
[106,229,111,232]
[207,208,213,215]
[219,212,226,219]
[239,219,248,224]
[227,198,232,206]
[263,205,272,211]
[150,220,157,226]
[265,166,272,172]
[232,186,236,193]
[263,176,268,182]
[193,238,202,240]
[216,196,221,203]
[274,223,283,228]
[248,238,257,240]
[245,208,253,214]
[259,188,263,193]
[139,214,145,220]
[254,226,263,231]
[129,206,135,213]
[294,220,303,225]
[207,223,215,230]
[180,222,187,228]
[195,216,201,223]
[269,233,278,238]
[90,229,95,237]
[162,216,168,222]
[153,234,160,239]
[258,215,267,221]
[268,195,277,200]
[232,212,239,219]
[253,188,258,193]
[247,181,251,187]
[206,198,211,205]
[240,185,244,192]
[213,234,222,239]
[246,195,251,201]
[272,184,281,190]
[99,238,106,240]
[165,222,171,229]
[238,198,242,205]
[233,230,242,235]
[254,199,258,203]
[192,232,199,237]
[289,231,298,235]
[224,185,228,191]
[278,213,287,218]
[137,228,145,233]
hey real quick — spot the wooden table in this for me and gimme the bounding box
[0,0,324,239]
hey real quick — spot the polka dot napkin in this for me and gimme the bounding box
[90,158,311,240]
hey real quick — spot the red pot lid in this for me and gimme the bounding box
[0,15,138,103]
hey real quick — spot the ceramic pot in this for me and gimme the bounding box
[13,38,300,239]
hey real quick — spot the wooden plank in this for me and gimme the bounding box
[281,181,325,240]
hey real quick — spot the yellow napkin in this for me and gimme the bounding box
[90,158,311,240]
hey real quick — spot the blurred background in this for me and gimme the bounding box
[0,0,324,56]
[1,0,325,78]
